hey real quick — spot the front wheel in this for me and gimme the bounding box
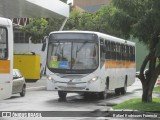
[99,82,108,99]
[58,91,67,100]
[20,85,26,97]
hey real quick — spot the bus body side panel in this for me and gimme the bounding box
[104,60,136,90]
[0,18,13,100]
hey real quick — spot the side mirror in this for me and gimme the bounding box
[41,36,48,51]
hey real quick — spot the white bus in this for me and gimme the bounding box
[0,17,13,100]
[45,31,136,99]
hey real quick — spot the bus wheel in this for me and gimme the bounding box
[115,88,121,95]
[99,82,108,99]
[121,80,127,95]
[99,91,107,99]
[58,91,67,100]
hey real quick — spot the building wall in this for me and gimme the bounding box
[73,0,112,8]
[14,43,47,66]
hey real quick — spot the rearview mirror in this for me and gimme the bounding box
[41,36,48,51]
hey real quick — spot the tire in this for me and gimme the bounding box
[121,80,127,95]
[20,85,26,97]
[83,92,90,99]
[58,91,67,100]
[115,88,121,95]
[99,91,107,99]
[99,81,108,99]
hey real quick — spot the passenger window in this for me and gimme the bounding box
[105,40,111,59]
[0,27,8,59]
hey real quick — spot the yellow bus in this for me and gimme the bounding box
[0,17,13,100]
[45,31,136,100]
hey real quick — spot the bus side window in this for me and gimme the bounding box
[117,43,121,61]
[129,46,132,61]
[0,27,8,59]
[105,40,111,59]
[121,44,124,60]
[100,38,105,60]
[110,42,115,60]
[133,46,135,62]
[126,45,129,61]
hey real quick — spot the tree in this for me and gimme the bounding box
[64,5,122,36]
[109,0,160,102]
[21,18,48,43]
[21,18,64,43]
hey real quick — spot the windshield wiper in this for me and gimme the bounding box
[76,41,88,56]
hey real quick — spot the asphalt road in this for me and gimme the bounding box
[0,78,147,120]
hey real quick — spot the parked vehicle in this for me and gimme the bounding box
[12,69,26,97]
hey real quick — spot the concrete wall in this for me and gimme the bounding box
[14,43,47,65]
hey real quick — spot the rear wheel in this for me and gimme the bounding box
[121,80,127,95]
[115,88,121,95]
[58,91,67,100]
[20,85,26,97]
[99,90,107,99]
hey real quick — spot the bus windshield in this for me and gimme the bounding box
[47,34,99,74]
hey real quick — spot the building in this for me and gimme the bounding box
[73,0,112,12]
[0,0,70,75]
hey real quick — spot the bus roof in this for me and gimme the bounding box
[50,31,135,46]
[0,17,12,26]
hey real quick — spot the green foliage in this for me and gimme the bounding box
[46,18,64,33]
[20,18,64,43]
[65,5,123,37]
[153,86,160,93]
[111,0,160,50]
[21,18,48,43]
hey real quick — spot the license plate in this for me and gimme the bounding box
[67,83,76,87]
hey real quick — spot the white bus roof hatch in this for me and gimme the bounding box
[0,0,69,18]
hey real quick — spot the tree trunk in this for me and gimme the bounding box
[141,63,160,103]
[142,79,153,102]
[138,49,160,103]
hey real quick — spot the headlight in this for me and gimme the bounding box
[47,76,53,80]
[92,77,98,81]
[88,77,98,83]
